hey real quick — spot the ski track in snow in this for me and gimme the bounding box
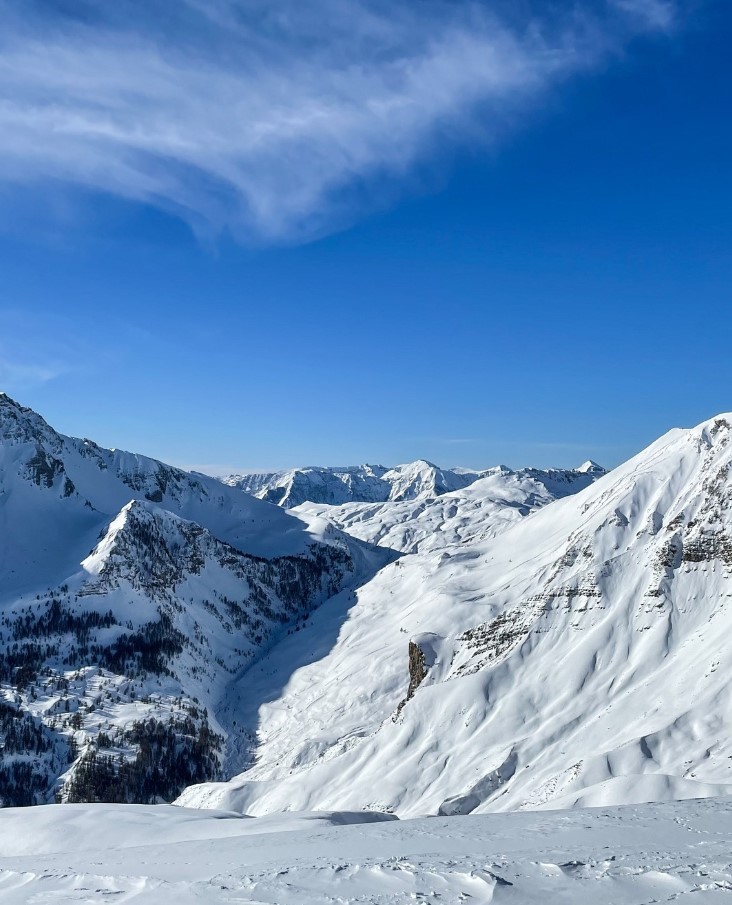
[0,798,731,903]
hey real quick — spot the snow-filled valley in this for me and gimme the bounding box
[0,393,608,809]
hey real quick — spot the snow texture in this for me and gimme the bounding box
[0,797,731,902]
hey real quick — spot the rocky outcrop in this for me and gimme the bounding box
[394,639,430,719]
[406,640,428,700]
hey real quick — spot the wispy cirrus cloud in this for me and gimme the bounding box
[0,358,64,389]
[610,0,676,29]
[0,309,81,391]
[0,0,678,243]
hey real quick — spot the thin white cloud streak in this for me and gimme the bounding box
[0,1,677,243]
[0,309,100,391]
[610,0,676,30]
[0,358,64,388]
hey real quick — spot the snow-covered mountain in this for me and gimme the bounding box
[0,394,341,596]
[292,464,606,554]
[224,460,485,508]
[181,414,732,817]
[0,393,388,805]
[7,393,732,821]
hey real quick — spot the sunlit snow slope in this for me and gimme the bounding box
[182,414,732,816]
[292,464,604,554]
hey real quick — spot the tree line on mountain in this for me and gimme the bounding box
[0,700,71,806]
[63,713,222,804]
[0,530,354,806]
[1,604,184,687]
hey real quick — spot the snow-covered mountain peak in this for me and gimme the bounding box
[576,459,604,475]
[0,391,51,429]
[486,464,513,475]
[0,397,394,806]
[694,413,732,446]
[181,411,732,818]
[80,500,206,585]
[401,458,438,469]
[380,459,478,501]
[0,391,63,450]
[227,459,491,508]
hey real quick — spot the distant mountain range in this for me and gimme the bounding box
[223,461,482,507]
[223,459,605,509]
[288,463,606,555]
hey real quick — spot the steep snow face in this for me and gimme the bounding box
[224,460,484,508]
[577,459,605,476]
[0,394,389,805]
[181,415,732,817]
[380,460,480,501]
[0,393,331,601]
[293,465,605,554]
[1,798,732,903]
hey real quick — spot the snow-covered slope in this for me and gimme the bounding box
[225,460,484,508]
[1,797,731,902]
[293,464,605,554]
[0,393,388,805]
[181,414,732,817]
[0,393,337,601]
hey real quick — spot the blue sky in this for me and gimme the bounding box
[0,0,729,474]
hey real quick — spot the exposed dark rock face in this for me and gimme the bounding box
[407,641,428,700]
[394,640,429,719]
[25,446,66,489]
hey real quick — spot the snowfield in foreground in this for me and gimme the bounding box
[0,798,731,903]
